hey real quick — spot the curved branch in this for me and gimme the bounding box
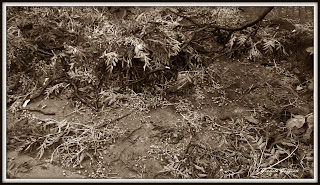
[220,7,274,31]
[176,7,274,32]
[180,7,274,51]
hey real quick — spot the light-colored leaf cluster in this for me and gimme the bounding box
[44,82,69,99]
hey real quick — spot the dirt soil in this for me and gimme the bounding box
[6,56,314,179]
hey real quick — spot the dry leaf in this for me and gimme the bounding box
[22,99,30,107]
[307,80,313,91]
[198,173,208,178]
[306,113,314,125]
[281,142,295,146]
[259,142,266,149]
[245,115,260,124]
[306,157,313,161]
[194,164,205,173]
[305,47,313,55]
[257,137,263,146]
[270,147,276,155]
[78,152,86,164]
[296,85,303,91]
[286,115,305,129]
[108,98,117,106]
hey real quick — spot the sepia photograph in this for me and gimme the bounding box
[2,2,317,183]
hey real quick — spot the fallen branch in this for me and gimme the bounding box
[179,7,274,52]
[22,107,56,115]
[23,75,68,104]
[15,76,66,112]
[95,110,134,129]
[214,7,274,32]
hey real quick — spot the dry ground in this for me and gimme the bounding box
[6,56,314,179]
